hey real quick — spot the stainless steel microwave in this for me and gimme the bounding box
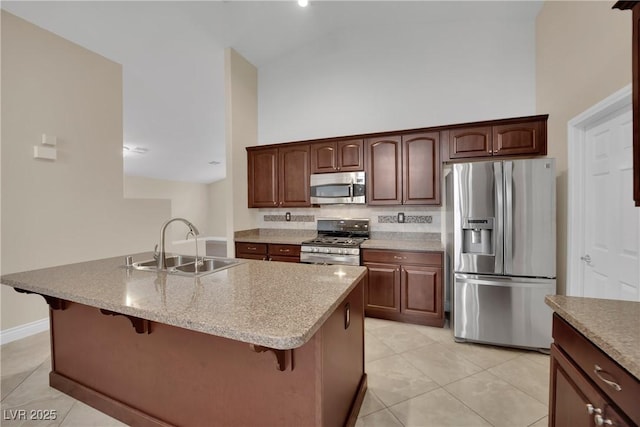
[310,171,366,205]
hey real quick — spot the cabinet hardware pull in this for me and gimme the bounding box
[593,365,622,391]
[248,247,257,250]
[594,414,614,426]
[280,249,290,253]
[344,303,350,329]
[586,404,602,415]
[393,256,407,260]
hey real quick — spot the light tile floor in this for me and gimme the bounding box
[1,318,550,426]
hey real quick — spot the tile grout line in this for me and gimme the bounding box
[1,360,45,404]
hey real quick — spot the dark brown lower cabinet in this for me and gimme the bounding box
[235,242,300,262]
[363,250,444,327]
[549,314,639,426]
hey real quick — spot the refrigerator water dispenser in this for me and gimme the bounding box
[462,218,494,255]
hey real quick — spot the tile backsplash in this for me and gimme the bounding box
[255,205,443,234]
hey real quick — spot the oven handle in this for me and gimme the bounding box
[349,181,354,201]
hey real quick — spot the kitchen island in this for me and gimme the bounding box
[1,255,368,427]
[545,295,640,426]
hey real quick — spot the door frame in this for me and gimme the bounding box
[566,84,632,296]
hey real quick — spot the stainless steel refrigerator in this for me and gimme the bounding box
[446,158,556,350]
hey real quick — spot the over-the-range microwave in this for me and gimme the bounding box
[310,171,366,205]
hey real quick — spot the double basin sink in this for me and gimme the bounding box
[128,255,242,277]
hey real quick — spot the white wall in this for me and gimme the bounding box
[1,12,171,331]
[124,175,213,240]
[259,17,536,144]
[224,48,260,255]
[536,1,631,295]
[207,178,227,237]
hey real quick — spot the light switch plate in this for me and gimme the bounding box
[397,212,405,223]
[41,134,57,146]
[33,145,57,160]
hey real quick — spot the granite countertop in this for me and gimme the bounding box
[235,229,444,252]
[234,229,316,245]
[545,295,640,379]
[1,254,367,351]
[361,239,443,252]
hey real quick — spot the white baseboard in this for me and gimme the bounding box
[0,318,49,345]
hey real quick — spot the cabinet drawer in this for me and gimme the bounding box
[236,242,268,255]
[553,314,640,424]
[362,249,442,266]
[268,244,301,257]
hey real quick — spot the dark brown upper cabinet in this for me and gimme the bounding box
[366,132,440,206]
[614,2,640,206]
[403,132,440,205]
[443,116,547,161]
[310,139,364,173]
[366,136,403,205]
[447,126,492,159]
[247,145,310,208]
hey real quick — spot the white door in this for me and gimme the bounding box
[582,108,640,301]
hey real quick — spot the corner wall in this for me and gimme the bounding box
[224,48,259,255]
[1,12,171,331]
[124,175,214,242]
[536,1,631,294]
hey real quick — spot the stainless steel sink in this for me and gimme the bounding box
[128,255,242,277]
[173,258,239,275]
[132,255,196,270]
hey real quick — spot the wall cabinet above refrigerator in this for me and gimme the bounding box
[442,116,547,161]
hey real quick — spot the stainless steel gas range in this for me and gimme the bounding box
[300,218,370,266]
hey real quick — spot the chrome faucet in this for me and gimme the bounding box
[157,218,200,269]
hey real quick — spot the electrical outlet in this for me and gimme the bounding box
[397,212,405,223]
[285,212,291,222]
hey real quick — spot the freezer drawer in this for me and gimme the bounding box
[453,274,555,350]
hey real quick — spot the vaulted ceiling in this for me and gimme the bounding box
[2,1,542,183]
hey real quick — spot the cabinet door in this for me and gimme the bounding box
[248,148,279,208]
[268,244,301,258]
[279,145,311,207]
[634,3,640,206]
[337,139,364,172]
[310,142,337,173]
[235,242,268,260]
[364,262,401,313]
[448,126,492,159]
[493,120,545,156]
[550,345,632,427]
[401,265,442,320]
[402,132,440,205]
[366,136,402,205]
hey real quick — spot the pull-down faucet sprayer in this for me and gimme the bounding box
[157,218,200,269]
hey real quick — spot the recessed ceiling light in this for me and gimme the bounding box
[298,0,309,7]
[123,145,149,156]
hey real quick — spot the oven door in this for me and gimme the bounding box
[310,172,365,204]
[300,252,361,266]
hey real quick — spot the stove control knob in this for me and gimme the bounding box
[324,248,330,253]
[312,247,319,253]
[341,249,347,255]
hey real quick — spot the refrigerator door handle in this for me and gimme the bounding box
[456,276,553,288]
[494,162,504,275]
[504,161,513,275]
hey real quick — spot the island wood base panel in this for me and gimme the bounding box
[48,280,365,427]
